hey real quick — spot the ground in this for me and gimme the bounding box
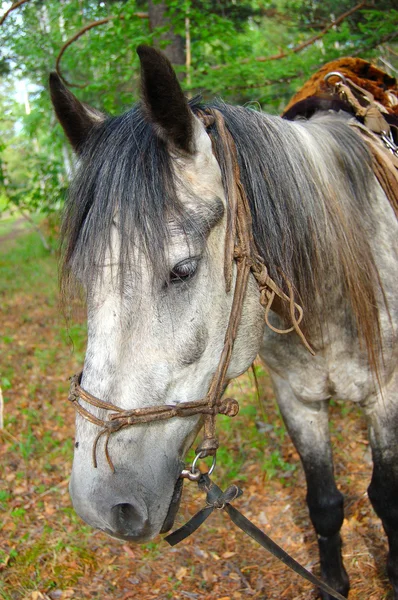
[0,223,392,600]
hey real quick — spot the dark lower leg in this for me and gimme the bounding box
[271,374,349,599]
[305,463,349,598]
[368,451,398,599]
[364,387,398,600]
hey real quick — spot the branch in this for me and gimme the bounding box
[19,209,51,251]
[385,45,398,58]
[211,1,367,70]
[55,13,148,87]
[352,29,398,57]
[0,0,31,26]
[53,1,367,90]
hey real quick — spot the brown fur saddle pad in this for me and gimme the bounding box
[282,57,398,120]
[282,57,398,219]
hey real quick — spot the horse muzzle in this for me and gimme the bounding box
[69,460,184,542]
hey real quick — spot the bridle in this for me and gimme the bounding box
[68,108,313,475]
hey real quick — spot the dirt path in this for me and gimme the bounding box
[0,217,29,243]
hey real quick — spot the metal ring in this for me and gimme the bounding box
[191,452,217,475]
[381,132,398,155]
[324,71,347,85]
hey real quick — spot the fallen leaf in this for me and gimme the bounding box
[258,510,268,525]
[122,544,136,559]
[44,502,56,515]
[176,566,188,580]
[202,568,217,583]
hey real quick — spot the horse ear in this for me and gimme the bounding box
[49,73,105,153]
[137,45,194,153]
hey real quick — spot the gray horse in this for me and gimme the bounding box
[50,46,398,599]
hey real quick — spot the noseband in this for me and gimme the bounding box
[68,109,313,474]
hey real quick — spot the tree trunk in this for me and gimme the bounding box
[148,0,185,76]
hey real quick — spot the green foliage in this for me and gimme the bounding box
[0,0,396,223]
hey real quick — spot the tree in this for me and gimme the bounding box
[148,0,184,67]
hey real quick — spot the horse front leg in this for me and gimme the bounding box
[270,371,349,599]
[364,379,398,600]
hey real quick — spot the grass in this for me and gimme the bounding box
[0,210,45,242]
[0,222,87,382]
[0,230,56,296]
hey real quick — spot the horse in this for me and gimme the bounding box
[49,46,398,600]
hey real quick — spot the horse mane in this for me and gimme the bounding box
[191,100,383,373]
[60,105,184,297]
[61,98,384,374]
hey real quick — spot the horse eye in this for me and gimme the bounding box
[170,259,198,284]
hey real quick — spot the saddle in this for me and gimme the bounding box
[282,57,398,218]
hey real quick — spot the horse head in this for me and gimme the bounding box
[50,46,264,541]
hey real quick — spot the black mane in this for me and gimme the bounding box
[61,104,184,291]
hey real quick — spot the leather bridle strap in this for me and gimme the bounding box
[68,108,313,472]
[165,473,347,600]
[203,108,314,353]
[69,374,239,472]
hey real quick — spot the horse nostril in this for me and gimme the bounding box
[116,502,137,525]
[110,502,148,536]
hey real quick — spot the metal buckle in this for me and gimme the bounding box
[192,451,216,475]
[324,71,347,86]
[180,451,217,481]
[381,131,398,156]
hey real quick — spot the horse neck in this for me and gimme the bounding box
[212,104,384,373]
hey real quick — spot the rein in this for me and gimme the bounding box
[164,473,347,600]
[68,107,313,474]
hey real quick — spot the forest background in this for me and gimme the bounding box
[0,0,397,233]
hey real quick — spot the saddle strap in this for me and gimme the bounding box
[325,73,398,218]
[165,474,347,600]
[349,120,398,219]
[325,73,398,141]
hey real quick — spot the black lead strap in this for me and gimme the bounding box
[165,474,347,600]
